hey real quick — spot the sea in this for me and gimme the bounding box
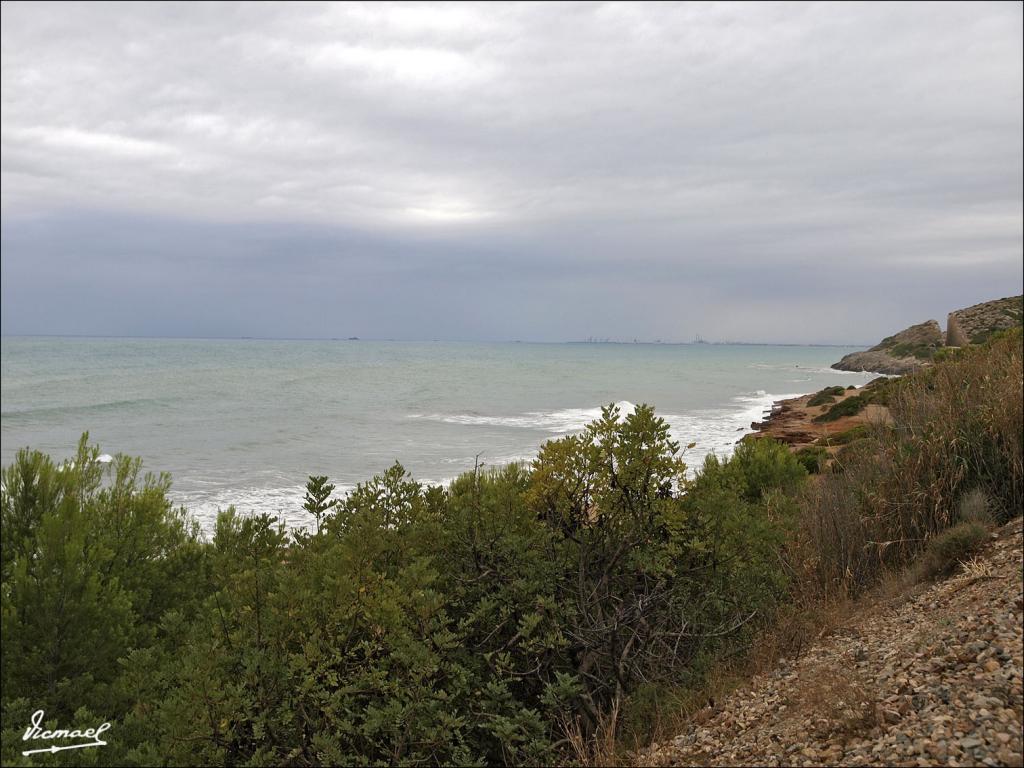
[1,337,876,534]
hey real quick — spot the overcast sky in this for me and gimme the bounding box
[1,1,1021,343]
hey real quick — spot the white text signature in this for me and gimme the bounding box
[22,709,111,756]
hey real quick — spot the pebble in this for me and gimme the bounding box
[637,518,1024,767]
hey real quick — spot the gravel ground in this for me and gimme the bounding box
[640,518,1024,767]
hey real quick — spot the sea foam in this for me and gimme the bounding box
[410,400,638,434]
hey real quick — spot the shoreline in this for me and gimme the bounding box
[745,379,891,452]
[176,391,807,535]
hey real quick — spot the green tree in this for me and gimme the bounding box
[302,475,340,534]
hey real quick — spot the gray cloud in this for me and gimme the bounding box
[2,1,1021,343]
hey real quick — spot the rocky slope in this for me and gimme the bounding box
[832,320,943,375]
[639,517,1024,768]
[947,296,1024,347]
[832,296,1023,375]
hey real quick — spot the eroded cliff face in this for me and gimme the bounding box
[832,320,943,375]
[833,296,1023,375]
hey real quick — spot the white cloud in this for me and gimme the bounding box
[304,42,494,89]
[4,125,175,159]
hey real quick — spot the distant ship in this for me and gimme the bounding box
[693,335,709,344]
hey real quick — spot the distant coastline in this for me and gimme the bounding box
[2,333,873,347]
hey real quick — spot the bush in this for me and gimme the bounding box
[795,445,829,474]
[710,438,808,502]
[2,408,799,766]
[808,386,846,407]
[932,346,963,363]
[826,424,872,446]
[0,435,206,726]
[795,328,1023,598]
[914,523,989,582]
[888,341,938,360]
[813,394,868,423]
[830,437,877,470]
[861,376,897,407]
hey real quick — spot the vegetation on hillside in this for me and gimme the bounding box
[797,328,1022,597]
[812,393,869,423]
[874,320,944,360]
[2,328,1021,766]
[806,386,846,407]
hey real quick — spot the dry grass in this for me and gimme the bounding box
[957,555,993,580]
[563,695,624,767]
[794,329,1022,599]
[792,662,880,739]
[747,595,857,669]
[873,565,918,602]
[946,555,1006,596]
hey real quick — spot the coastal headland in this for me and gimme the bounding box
[748,294,1024,469]
[831,295,1022,375]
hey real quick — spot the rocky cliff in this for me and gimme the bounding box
[947,295,1024,347]
[832,320,943,375]
[833,296,1023,375]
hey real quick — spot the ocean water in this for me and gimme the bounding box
[1,337,875,533]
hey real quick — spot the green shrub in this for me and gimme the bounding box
[933,346,963,363]
[795,445,830,474]
[888,341,938,360]
[813,394,868,423]
[915,523,989,582]
[827,425,871,445]
[831,437,877,468]
[981,326,1024,345]
[2,407,800,766]
[861,377,897,407]
[808,386,846,407]
[0,435,206,726]
[711,438,808,502]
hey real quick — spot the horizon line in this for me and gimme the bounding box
[0,333,872,347]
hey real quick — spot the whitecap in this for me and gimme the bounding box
[409,400,637,434]
[659,390,804,476]
[796,366,878,377]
